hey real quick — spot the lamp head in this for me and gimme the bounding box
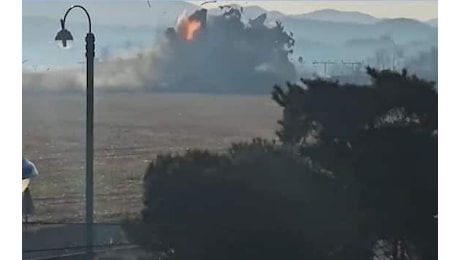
[55,19,73,49]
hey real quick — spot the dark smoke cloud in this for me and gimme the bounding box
[148,8,297,93]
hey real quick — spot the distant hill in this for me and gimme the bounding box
[293,9,379,24]
[238,5,285,20]
[344,35,395,48]
[23,0,435,27]
[373,18,437,42]
[279,16,436,45]
[376,18,433,29]
[22,1,437,68]
[426,18,438,27]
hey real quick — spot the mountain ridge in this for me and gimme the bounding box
[291,8,379,24]
[23,1,437,26]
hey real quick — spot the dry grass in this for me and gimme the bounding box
[23,92,281,222]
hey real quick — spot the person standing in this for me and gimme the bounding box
[22,156,39,223]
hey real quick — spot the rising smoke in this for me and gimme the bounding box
[23,7,298,94]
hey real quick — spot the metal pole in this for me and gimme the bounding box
[85,32,95,259]
[59,5,94,258]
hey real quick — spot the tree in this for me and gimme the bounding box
[272,68,437,260]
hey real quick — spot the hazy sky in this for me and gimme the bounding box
[191,1,438,20]
[22,0,438,21]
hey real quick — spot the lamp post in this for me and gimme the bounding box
[55,5,95,258]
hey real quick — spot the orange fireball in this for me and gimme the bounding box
[178,17,202,41]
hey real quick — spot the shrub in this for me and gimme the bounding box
[126,141,355,260]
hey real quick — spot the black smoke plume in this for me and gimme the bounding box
[149,8,297,94]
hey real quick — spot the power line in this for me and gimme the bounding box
[341,60,364,71]
[312,60,336,75]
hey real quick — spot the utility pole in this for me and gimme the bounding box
[312,60,336,76]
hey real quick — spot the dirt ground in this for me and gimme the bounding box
[22,92,281,223]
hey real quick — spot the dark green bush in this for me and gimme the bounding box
[126,141,357,260]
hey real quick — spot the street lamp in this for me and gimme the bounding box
[55,5,95,258]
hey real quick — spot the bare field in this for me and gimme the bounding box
[23,92,281,222]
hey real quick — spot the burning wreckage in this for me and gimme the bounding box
[149,8,297,93]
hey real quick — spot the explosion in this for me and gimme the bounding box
[176,9,205,41]
[150,8,297,93]
[178,17,202,41]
